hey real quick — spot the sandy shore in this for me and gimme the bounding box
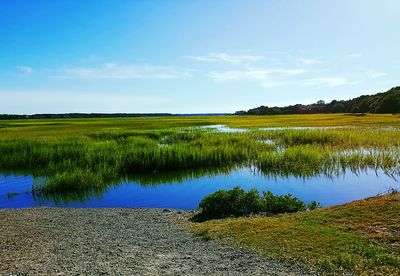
[0,208,308,275]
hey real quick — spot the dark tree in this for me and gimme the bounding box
[237,87,400,115]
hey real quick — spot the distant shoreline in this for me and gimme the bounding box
[0,113,230,120]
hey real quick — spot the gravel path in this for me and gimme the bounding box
[1,208,308,275]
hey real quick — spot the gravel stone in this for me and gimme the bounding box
[0,208,310,275]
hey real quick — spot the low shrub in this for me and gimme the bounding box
[263,191,307,214]
[196,187,319,220]
[198,187,264,219]
[307,200,321,210]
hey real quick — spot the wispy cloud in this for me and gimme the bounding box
[16,66,33,74]
[209,68,306,81]
[299,58,322,65]
[358,66,387,78]
[369,72,387,78]
[209,70,270,81]
[346,52,363,58]
[303,77,351,88]
[186,56,218,62]
[261,81,287,88]
[60,63,190,79]
[187,52,265,65]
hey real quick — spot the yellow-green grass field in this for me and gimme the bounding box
[190,191,400,274]
[0,114,399,199]
[1,114,400,138]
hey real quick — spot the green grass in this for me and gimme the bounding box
[0,113,400,138]
[190,192,400,274]
[0,114,399,199]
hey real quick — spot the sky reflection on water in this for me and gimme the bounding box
[1,167,399,209]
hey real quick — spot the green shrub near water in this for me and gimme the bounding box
[198,187,264,219]
[263,191,309,214]
[197,187,319,220]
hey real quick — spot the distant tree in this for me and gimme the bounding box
[376,90,400,113]
[236,86,400,115]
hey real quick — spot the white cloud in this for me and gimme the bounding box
[60,63,190,79]
[186,56,218,62]
[271,69,307,75]
[358,67,387,78]
[16,66,33,74]
[299,58,322,65]
[187,52,265,65]
[261,81,287,88]
[209,70,268,81]
[303,77,350,88]
[209,68,306,81]
[369,72,387,78]
[346,52,363,58]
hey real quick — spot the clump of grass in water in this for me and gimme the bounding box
[256,144,400,177]
[33,169,104,193]
[256,145,343,177]
[31,167,120,203]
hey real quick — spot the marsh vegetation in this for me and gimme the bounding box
[1,114,400,273]
[0,114,399,203]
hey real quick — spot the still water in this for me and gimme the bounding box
[1,167,399,209]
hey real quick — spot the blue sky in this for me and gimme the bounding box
[0,0,399,114]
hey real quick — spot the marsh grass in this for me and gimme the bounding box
[0,115,399,198]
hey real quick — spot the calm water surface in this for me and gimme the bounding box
[196,124,400,132]
[1,168,399,209]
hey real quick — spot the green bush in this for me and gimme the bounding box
[197,187,319,220]
[307,200,321,210]
[263,191,307,214]
[198,187,264,219]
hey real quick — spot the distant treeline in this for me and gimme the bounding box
[0,113,227,120]
[236,86,400,115]
[0,113,173,120]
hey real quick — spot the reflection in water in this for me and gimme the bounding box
[128,166,235,186]
[1,166,399,209]
[16,166,238,205]
[195,124,352,132]
[194,124,249,133]
[193,124,400,133]
[339,148,399,156]
[259,126,351,131]
[32,184,108,205]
